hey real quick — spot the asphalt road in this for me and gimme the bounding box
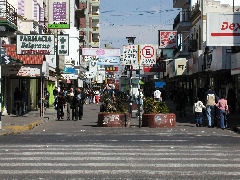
[0,104,239,179]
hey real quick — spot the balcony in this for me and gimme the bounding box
[173,10,191,32]
[190,3,201,21]
[173,0,190,9]
[0,0,17,31]
[92,27,99,32]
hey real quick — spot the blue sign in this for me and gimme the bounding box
[155,81,166,88]
[97,56,120,65]
[62,67,76,74]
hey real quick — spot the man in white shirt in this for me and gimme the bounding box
[154,89,161,102]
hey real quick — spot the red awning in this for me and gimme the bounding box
[2,44,45,64]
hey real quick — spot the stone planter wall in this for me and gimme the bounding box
[142,113,176,128]
[98,113,130,127]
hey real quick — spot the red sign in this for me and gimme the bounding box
[159,31,177,49]
[142,46,154,58]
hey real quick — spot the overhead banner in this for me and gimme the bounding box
[57,34,69,55]
[140,44,157,65]
[159,30,177,49]
[82,48,120,56]
[17,35,55,55]
[121,45,138,66]
[48,0,70,29]
[207,13,240,46]
[97,56,120,66]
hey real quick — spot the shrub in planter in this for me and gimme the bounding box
[98,90,130,127]
[142,97,175,128]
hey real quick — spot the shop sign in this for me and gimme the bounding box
[17,35,55,55]
[97,56,120,66]
[83,56,96,62]
[105,66,118,72]
[3,65,41,77]
[175,58,187,76]
[57,34,69,55]
[48,0,70,29]
[159,30,177,49]
[82,48,120,56]
[207,13,240,46]
[121,45,138,66]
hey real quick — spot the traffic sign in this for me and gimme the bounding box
[140,44,157,65]
[1,55,11,64]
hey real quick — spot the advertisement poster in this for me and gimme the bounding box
[159,30,177,49]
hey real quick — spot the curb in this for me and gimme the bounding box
[0,120,43,136]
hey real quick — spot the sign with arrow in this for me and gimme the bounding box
[0,55,11,64]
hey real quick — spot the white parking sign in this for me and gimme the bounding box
[140,44,157,65]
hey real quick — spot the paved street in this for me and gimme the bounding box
[0,104,239,179]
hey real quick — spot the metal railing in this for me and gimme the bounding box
[173,10,190,29]
[5,1,17,27]
[190,3,200,19]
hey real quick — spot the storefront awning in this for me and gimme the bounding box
[3,44,45,64]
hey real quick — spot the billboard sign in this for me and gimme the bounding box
[48,0,70,29]
[57,34,69,55]
[140,44,157,65]
[207,13,240,46]
[97,56,120,66]
[159,30,177,49]
[121,45,138,66]
[17,35,55,55]
[82,48,120,56]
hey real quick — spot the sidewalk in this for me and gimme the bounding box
[166,100,240,133]
[0,108,56,135]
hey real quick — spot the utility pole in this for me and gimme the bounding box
[126,37,136,118]
[233,0,235,12]
[138,45,141,128]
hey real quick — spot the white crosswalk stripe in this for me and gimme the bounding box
[0,144,239,178]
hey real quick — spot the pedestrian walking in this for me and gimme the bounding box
[53,87,59,110]
[66,88,74,120]
[56,91,66,120]
[204,86,218,128]
[74,88,85,120]
[154,88,161,102]
[193,97,206,127]
[215,95,229,130]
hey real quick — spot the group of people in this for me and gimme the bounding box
[53,87,85,121]
[193,86,229,129]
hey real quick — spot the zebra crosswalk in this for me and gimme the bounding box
[0,144,239,179]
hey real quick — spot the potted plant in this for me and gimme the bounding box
[142,97,176,128]
[98,90,130,127]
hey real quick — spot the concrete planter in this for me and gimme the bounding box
[142,113,176,128]
[98,113,130,127]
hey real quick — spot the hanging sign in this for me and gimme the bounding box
[0,0,6,18]
[97,56,120,65]
[140,44,157,65]
[159,30,177,49]
[48,0,70,29]
[82,48,120,56]
[17,34,55,55]
[57,34,69,55]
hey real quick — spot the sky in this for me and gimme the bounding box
[100,0,181,50]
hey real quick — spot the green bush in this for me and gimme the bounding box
[143,97,169,114]
[100,90,128,113]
